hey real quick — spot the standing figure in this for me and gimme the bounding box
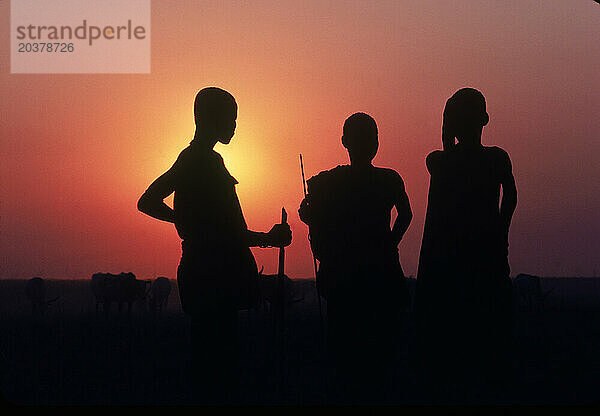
[299,113,412,404]
[416,88,517,404]
[138,87,291,404]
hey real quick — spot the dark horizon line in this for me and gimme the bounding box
[1,274,600,281]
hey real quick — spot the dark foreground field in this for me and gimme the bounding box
[1,277,600,406]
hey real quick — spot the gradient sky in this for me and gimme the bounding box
[1,0,599,280]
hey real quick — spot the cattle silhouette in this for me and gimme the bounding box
[513,274,553,312]
[255,267,303,313]
[25,277,59,316]
[148,277,172,313]
[91,272,151,314]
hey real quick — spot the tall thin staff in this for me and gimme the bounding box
[276,207,287,399]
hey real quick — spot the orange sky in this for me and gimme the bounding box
[1,1,599,279]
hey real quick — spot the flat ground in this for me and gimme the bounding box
[1,278,599,405]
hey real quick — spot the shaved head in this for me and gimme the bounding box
[194,87,237,126]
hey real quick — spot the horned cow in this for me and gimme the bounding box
[25,277,59,316]
[255,267,304,313]
[91,272,150,314]
[512,273,553,312]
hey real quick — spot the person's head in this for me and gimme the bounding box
[341,112,378,165]
[194,87,237,144]
[444,87,489,143]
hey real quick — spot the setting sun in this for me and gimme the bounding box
[1,0,599,280]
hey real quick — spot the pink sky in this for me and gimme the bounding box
[1,0,599,279]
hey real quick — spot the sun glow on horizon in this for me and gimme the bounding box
[1,0,599,280]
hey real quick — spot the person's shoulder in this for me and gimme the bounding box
[174,144,195,163]
[307,165,350,194]
[374,166,398,175]
[485,145,509,156]
[327,164,349,176]
[426,150,444,162]
[210,149,224,161]
[425,150,444,172]
[307,165,348,187]
[486,146,514,178]
[374,166,404,184]
[172,143,220,175]
[179,144,223,164]
[485,146,512,164]
[167,146,192,172]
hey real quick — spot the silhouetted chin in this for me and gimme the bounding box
[219,137,233,145]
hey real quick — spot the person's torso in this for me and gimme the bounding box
[428,145,504,235]
[309,165,400,264]
[173,145,248,249]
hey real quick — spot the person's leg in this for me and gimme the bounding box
[324,293,343,403]
[212,303,241,404]
[329,288,400,405]
[369,301,403,404]
[484,281,516,403]
[189,303,240,405]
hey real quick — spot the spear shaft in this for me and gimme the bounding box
[299,155,324,342]
[300,155,319,280]
[276,207,287,399]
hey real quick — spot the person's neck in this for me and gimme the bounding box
[191,129,218,150]
[456,132,483,148]
[349,158,373,169]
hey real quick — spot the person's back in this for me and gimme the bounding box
[299,112,412,404]
[307,164,406,279]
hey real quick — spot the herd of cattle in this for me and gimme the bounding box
[23,273,554,316]
[90,273,172,314]
[23,273,172,316]
[22,271,301,317]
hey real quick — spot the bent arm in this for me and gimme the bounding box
[246,230,269,247]
[500,173,517,235]
[246,224,292,248]
[499,151,517,236]
[391,178,413,247]
[442,100,456,151]
[137,169,176,223]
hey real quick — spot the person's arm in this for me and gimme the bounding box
[298,181,323,260]
[442,98,456,151]
[245,225,292,248]
[137,167,177,223]
[246,230,269,247]
[245,225,291,248]
[391,174,413,247]
[298,195,311,225]
[499,151,517,239]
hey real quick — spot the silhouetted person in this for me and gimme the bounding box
[416,88,517,404]
[299,113,412,404]
[138,87,292,405]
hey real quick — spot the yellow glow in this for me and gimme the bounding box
[216,125,269,206]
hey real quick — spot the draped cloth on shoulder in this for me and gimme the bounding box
[304,165,407,302]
